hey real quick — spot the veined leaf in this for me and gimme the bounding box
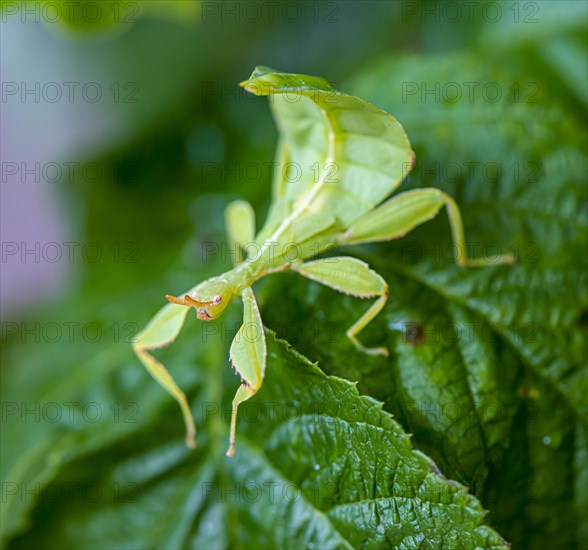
[259,52,587,548]
[4,331,508,549]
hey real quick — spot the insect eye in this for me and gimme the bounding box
[197,308,212,321]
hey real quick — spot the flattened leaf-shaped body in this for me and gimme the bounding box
[242,66,415,243]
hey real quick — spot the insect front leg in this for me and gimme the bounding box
[294,257,389,357]
[226,287,267,457]
[133,297,196,448]
[225,200,256,266]
[342,188,515,266]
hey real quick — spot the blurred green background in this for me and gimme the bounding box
[2,1,587,548]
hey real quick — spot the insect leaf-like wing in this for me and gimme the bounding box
[243,66,415,245]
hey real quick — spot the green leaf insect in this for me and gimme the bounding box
[133,66,515,457]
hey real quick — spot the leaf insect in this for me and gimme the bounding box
[133,67,514,456]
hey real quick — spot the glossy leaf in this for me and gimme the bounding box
[258,51,587,548]
[4,332,507,549]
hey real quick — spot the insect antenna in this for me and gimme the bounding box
[165,294,218,307]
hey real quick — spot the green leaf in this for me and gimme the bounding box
[4,331,507,549]
[257,51,587,547]
[349,50,588,416]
